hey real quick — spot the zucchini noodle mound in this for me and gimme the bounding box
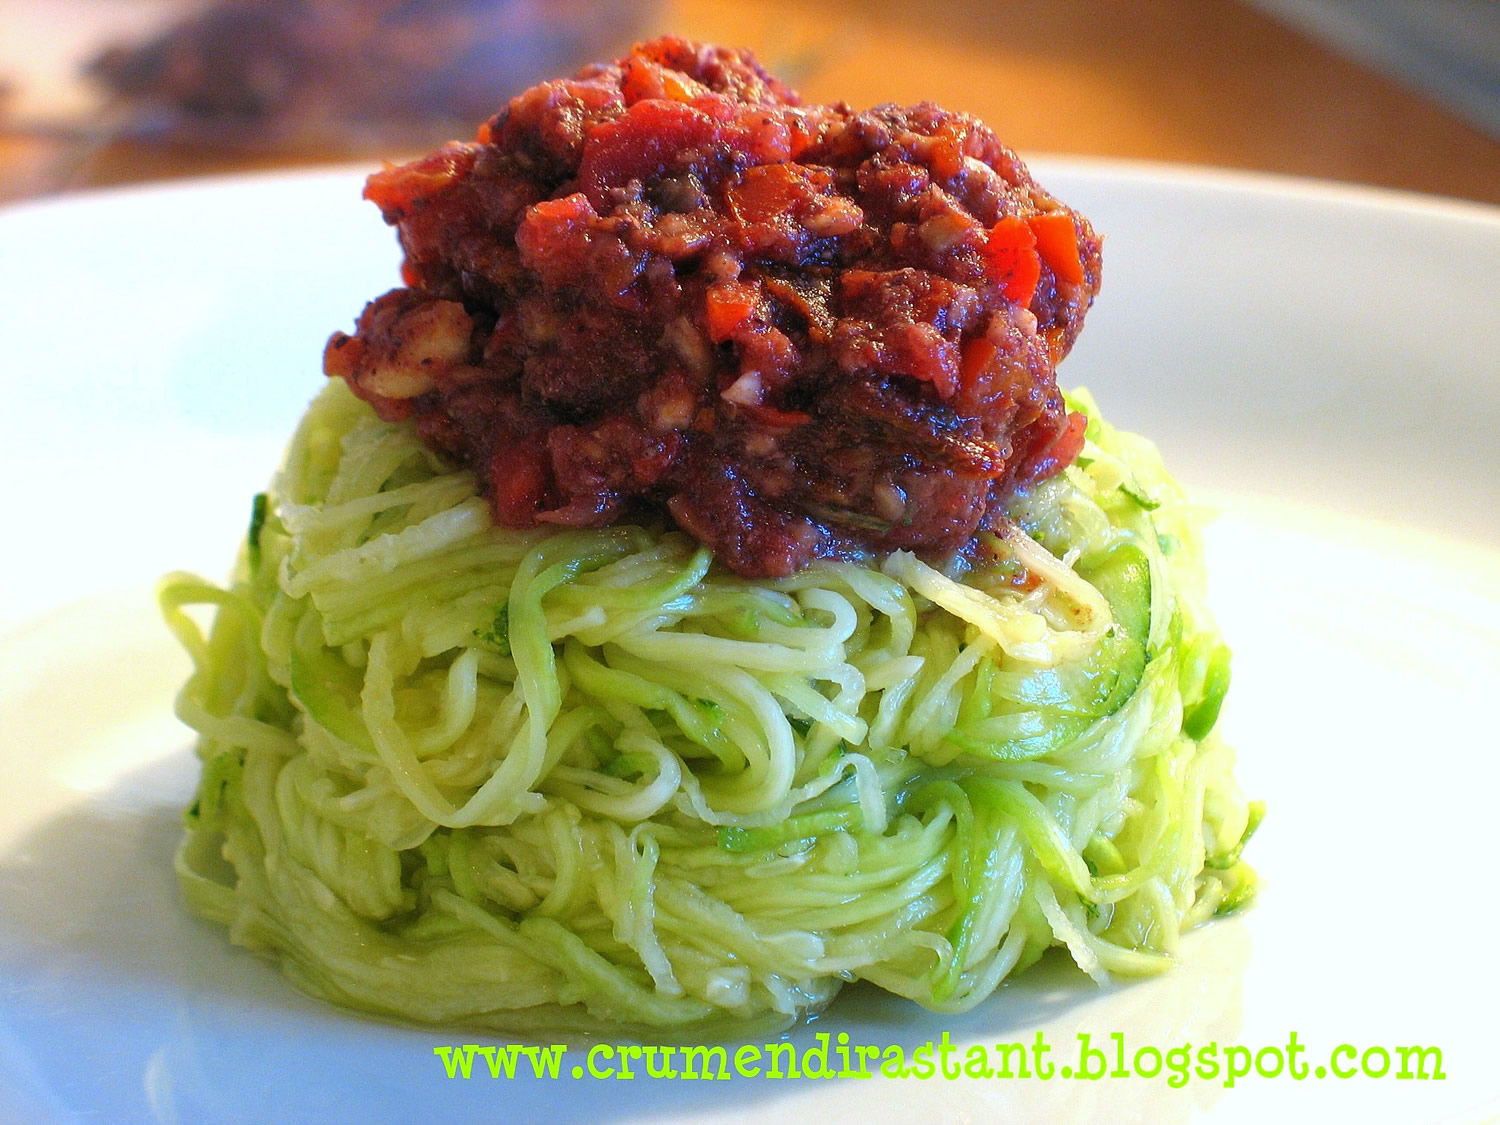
[162,381,1258,1034]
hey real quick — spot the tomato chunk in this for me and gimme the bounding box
[982,216,1042,305]
[1029,211,1085,286]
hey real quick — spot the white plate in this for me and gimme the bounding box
[2,162,1498,1125]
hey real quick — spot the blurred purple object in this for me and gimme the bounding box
[85,0,654,151]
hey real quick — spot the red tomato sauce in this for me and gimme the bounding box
[324,36,1100,576]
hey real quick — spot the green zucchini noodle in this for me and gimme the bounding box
[161,379,1259,1034]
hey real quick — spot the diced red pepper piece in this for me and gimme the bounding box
[1016,410,1087,482]
[982,216,1041,305]
[620,55,665,104]
[514,193,598,281]
[363,144,479,222]
[1028,211,1085,286]
[927,121,967,180]
[784,109,816,159]
[522,193,597,231]
[577,99,719,209]
[704,281,759,342]
[958,335,999,395]
[725,163,816,226]
[620,54,709,104]
[837,269,881,300]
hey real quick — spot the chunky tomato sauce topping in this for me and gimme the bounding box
[324,36,1100,577]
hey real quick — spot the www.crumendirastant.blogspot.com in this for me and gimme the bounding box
[434,1031,1445,1087]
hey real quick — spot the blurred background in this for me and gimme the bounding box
[2,0,1498,205]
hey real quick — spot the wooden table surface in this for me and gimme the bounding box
[3,0,1499,207]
